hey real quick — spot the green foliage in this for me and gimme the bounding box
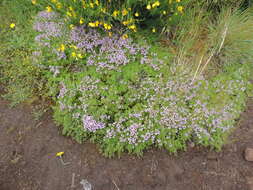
[0,0,47,105]
[1,0,253,157]
[37,0,187,34]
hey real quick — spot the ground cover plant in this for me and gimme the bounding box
[0,0,253,157]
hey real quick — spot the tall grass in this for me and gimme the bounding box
[170,6,253,80]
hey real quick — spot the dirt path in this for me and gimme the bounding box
[0,98,253,190]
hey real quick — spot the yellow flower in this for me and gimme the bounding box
[69,24,74,30]
[134,12,139,17]
[58,44,65,52]
[122,34,128,39]
[69,6,73,11]
[95,0,99,6]
[122,9,128,16]
[176,0,181,2]
[79,17,84,24]
[31,0,36,5]
[89,2,94,8]
[10,23,15,29]
[56,3,62,9]
[71,52,77,57]
[51,0,57,3]
[122,20,129,26]
[163,11,167,15]
[67,11,72,17]
[88,22,96,27]
[70,45,78,50]
[146,4,151,10]
[77,53,83,58]
[152,28,156,33]
[112,10,119,17]
[152,1,160,8]
[56,152,64,157]
[46,6,52,12]
[104,23,111,30]
[101,8,106,13]
[95,21,99,27]
[177,6,183,13]
[129,25,136,30]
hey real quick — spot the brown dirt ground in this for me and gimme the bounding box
[0,97,253,190]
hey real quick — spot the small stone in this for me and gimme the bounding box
[245,148,253,161]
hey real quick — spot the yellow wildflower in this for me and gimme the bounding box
[177,6,183,13]
[31,0,36,5]
[67,11,72,17]
[70,45,78,50]
[89,2,94,8]
[88,22,96,27]
[69,6,73,11]
[10,23,15,29]
[79,17,84,24]
[95,21,99,27]
[122,34,128,39]
[146,4,151,10]
[176,0,181,2]
[77,53,83,58]
[129,25,136,30]
[152,1,160,8]
[112,10,119,17]
[69,24,74,30]
[56,152,64,157]
[152,28,156,33]
[122,20,129,26]
[71,52,77,57]
[58,44,65,52]
[134,12,139,17]
[162,10,167,15]
[104,23,111,30]
[56,3,62,9]
[122,9,128,16]
[101,8,106,13]
[46,6,52,12]
[95,0,99,6]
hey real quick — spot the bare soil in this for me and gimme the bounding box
[0,97,253,190]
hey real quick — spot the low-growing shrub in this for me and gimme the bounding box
[30,10,253,156]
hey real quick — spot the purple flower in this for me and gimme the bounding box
[82,115,105,132]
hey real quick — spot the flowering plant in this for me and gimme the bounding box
[30,10,253,157]
[34,0,187,35]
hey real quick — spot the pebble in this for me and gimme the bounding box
[245,148,253,162]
